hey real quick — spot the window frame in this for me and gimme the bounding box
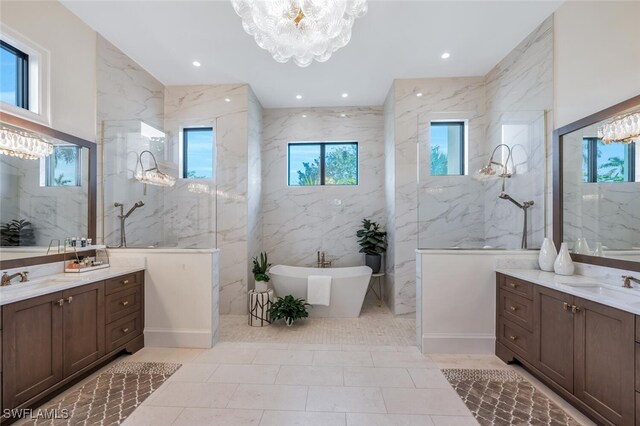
[42,144,82,187]
[0,40,29,109]
[287,141,359,186]
[429,120,466,176]
[182,127,214,179]
[582,137,635,183]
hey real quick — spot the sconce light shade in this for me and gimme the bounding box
[0,124,54,159]
[134,150,176,187]
[597,112,640,144]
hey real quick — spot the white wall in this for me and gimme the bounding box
[554,1,640,128]
[0,1,96,141]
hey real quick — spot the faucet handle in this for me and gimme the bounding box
[21,271,29,282]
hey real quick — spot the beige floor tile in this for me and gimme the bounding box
[260,410,346,426]
[227,384,308,410]
[209,364,280,384]
[192,347,258,364]
[217,341,291,350]
[371,351,437,368]
[407,368,452,389]
[430,415,479,426]
[275,365,344,386]
[120,406,183,426]
[314,350,373,367]
[306,386,386,413]
[289,343,342,351]
[172,408,263,426]
[346,413,436,426]
[382,388,471,416]
[123,347,205,363]
[341,344,398,352]
[168,363,218,382]
[428,354,507,370]
[147,381,238,408]
[343,367,414,388]
[253,349,314,365]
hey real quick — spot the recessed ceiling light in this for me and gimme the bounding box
[192,61,201,67]
[296,94,302,100]
[224,98,231,102]
[441,52,451,59]
[340,113,346,117]
[302,114,307,118]
[341,93,348,98]
[416,92,423,97]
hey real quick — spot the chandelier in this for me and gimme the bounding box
[597,111,640,144]
[134,150,176,187]
[231,0,368,67]
[0,123,54,159]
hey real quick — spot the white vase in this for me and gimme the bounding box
[574,238,590,255]
[255,281,268,292]
[538,238,557,272]
[554,243,575,276]
[592,242,604,257]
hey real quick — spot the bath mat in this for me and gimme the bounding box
[24,362,181,426]
[442,368,581,426]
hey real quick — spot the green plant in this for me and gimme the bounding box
[252,252,272,282]
[356,219,387,255]
[268,295,310,325]
[0,219,36,246]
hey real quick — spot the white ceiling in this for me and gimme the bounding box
[61,0,561,108]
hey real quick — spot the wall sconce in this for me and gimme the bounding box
[0,123,53,159]
[134,150,176,187]
[597,112,640,144]
[475,144,514,180]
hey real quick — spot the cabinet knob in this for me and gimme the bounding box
[57,299,64,306]
[562,302,571,311]
[122,279,129,285]
[571,305,581,314]
[122,327,129,333]
[509,335,518,341]
[509,306,518,312]
[121,300,129,306]
[66,296,73,304]
[509,283,517,288]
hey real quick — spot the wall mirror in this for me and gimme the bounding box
[0,112,96,268]
[554,94,640,271]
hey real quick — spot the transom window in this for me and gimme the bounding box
[288,142,358,186]
[430,121,465,176]
[582,137,636,183]
[183,127,214,179]
[0,40,29,109]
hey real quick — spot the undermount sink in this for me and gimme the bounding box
[560,282,640,302]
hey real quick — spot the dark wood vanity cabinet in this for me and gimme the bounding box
[497,273,636,426]
[1,271,144,421]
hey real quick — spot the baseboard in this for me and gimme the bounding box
[144,328,213,349]
[421,333,495,354]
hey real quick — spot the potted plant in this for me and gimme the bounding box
[252,252,271,292]
[0,219,36,246]
[356,218,387,273]
[268,295,310,326]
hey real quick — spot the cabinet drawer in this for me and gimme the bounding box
[105,286,142,324]
[500,276,533,300]
[636,316,640,343]
[498,318,533,360]
[499,290,533,332]
[636,343,640,392]
[105,312,142,352]
[105,273,140,295]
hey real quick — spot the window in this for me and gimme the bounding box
[430,121,465,176]
[0,40,28,109]
[44,145,81,187]
[582,137,636,183]
[183,127,214,179]
[288,142,358,186]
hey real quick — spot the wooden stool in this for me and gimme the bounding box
[248,289,274,326]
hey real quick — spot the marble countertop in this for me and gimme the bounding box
[496,268,640,316]
[0,266,145,306]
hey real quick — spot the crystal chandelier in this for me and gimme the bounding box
[134,150,176,187]
[0,123,54,159]
[597,111,640,144]
[231,0,368,67]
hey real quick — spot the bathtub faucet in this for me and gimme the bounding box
[317,251,332,268]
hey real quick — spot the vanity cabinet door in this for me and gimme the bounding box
[534,286,574,393]
[62,282,105,377]
[574,297,635,426]
[2,292,64,409]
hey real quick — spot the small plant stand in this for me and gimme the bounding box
[248,289,274,327]
[366,273,385,307]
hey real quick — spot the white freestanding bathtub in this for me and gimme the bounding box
[269,265,373,318]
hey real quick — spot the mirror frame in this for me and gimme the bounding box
[0,111,97,270]
[553,94,640,272]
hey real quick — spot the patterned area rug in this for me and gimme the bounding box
[25,362,181,426]
[442,369,581,426]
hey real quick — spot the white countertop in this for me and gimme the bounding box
[496,268,640,316]
[0,266,145,306]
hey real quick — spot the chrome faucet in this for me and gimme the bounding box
[622,275,640,288]
[114,201,145,248]
[316,251,332,268]
[2,271,29,286]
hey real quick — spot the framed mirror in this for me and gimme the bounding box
[554,94,640,272]
[0,112,97,269]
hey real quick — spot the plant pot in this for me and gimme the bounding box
[255,280,268,292]
[285,317,294,327]
[365,254,382,274]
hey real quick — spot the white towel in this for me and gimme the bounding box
[307,275,332,306]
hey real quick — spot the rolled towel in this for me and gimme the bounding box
[307,275,331,306]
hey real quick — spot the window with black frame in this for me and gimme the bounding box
[288,142,358,186]
[0,40,29,109]
[582,137,636,183]
[183,127,214,179]
[430,121,465,176]
[45,145,82,187]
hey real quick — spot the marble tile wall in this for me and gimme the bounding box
[247,87,264,290]
[383,87,397,308]
[262,107,385,268]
